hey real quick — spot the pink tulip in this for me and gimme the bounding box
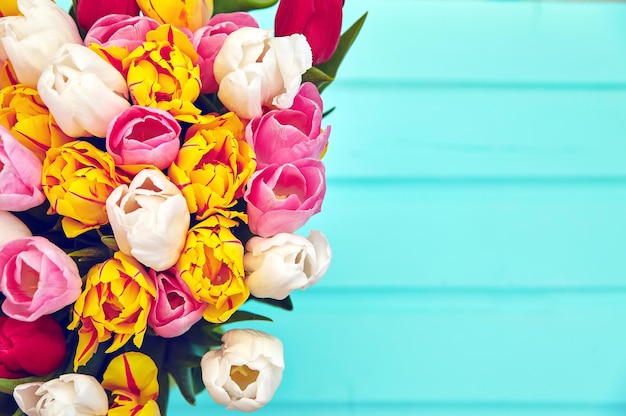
[192,12,258,94]
[0,126,45,212]
[274,0,343,65]
[148,267,206,338]
[84,14,160,52]
[106,105,181,170]
[246,82,330,168]
[244,158,326,237]
[0,236,82,322]
[77,1,141,31]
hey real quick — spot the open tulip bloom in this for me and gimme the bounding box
[0,0,365,414]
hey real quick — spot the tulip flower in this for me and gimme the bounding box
[137,0,213,32]
[77,0,140,31]
[245,82,330,168]
[13,374,109,416]
[168,112,255,220]
[0,125,45,212]
[202,329,284,411]
[0,211,31,247]
[37,43,131,138]
[0,236,82,322]
[274,0,343,65]
[0,315,66,379]
[148,267,205,338]
[106,169,190,271]
[0,0,82,87]
[0,0,19,17]
[244,158,326,237]
[69,252,156,369]
[102,352,161,416]
[106,105,182,170]
[244,230,331,300]
[176,214,249,323]
[213,27,312,120]
[42,140,129,238]
[0,84,72,162]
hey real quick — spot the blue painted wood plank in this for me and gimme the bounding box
[338,1,626,84]
[167,289,626,413]
[303,179,626,288]
[322,84,626,178]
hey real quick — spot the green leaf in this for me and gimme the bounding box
[317,12,368,93]
[183,322,223,348]
[213,0,278,13]
[221,310,273,325]
[100,235,119,251]
[323,107,336,118]
[0,375,51,395]
[302,67,335,91]
[156,365,170,415]
[250,295,293,311]
[168,366,197,406]
[68,246,110,262]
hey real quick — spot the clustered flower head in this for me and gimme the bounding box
[0,0,361,414]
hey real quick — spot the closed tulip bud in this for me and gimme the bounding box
[274,0,343,65]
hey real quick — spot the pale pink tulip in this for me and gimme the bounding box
[0,126,45,211]
[244,158,326,237]
[0,236,82,322]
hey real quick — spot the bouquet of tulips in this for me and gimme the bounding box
[0,0,365,414]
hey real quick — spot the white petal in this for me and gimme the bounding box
[0,211,32,247]
[13,382,43,416]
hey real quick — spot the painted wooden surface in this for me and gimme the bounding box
[56,0,626,414]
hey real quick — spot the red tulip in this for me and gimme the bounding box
[0,315,66,378]
[76,0,141,31]
[274,0,343,65]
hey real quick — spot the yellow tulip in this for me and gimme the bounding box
[69,253,156,369]
[0,61,17,89]
[0,0,19,17]
[0,84,72,161]
[102,352,160,416]
[169,112,256,220]
[176,214,249,323]
[124,24,201,122]
[136,0,213,32]
[42,141,129,237]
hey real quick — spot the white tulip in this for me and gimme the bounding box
[201,329,284,412]
[0,0,81,87]
[37,43,130,138]
[244,230,331,300]
[13,374,108,416]
[106,169,190,271]
[0,210,31,247]
[213,27,312,120]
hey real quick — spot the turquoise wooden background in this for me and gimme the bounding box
[55,0,626,414]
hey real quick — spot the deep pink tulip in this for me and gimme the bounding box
[274,0,343,65]
[244,158,326,237]
[77,0,141,31]
[0,315,66,379]
[148,268,206,338]
[246,82,330,168]
[106,105,181,170]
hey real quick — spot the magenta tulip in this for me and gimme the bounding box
[274,0,343,65]
[148,267,206,338]
[77,0,140,31]
[246,82,330,168]
[106,105,182,170]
